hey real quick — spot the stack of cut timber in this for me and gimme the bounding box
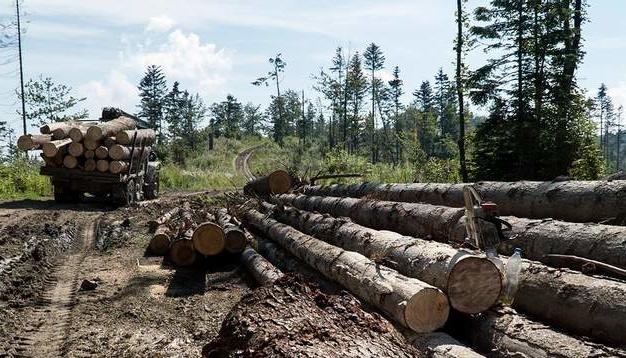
[243,170,295,196]
[148,205,248,267]
[18,116,155,174]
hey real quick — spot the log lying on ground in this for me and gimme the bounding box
[63,155,78,169]
[449,216,626,269]
[240,246,284,285]
[213,208,247,254]
[148,207,181,232]
[266,204,501,314]
[116,128,156,145]
[109,161,128,174]
[274,194,464,242]
[241,209,450,333]
[169,230,197,266]
[460,307,626,358]
[95,146,109,159]
[42,138,73,157]
[68,127,87,142]
[68,142,84,157]
[17,134,52,151]
[150,225,173,255]
[303,181,626,224]
[86,116,136,141]
[96,159,109,173]
[192,221,225,256]
[84,159,96,172]
[243,170,293,196]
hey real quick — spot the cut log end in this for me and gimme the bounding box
[269,170,293,194]
[84,159,96,172]
[150,233,171,256]
[170,239,197,266]
[405,287,450,333]
[446,256,502,314]
[69,127,86,142]
[86,126,104,141]
[17,135,34,151]
[63,155,78,169]
[192,222,225,256]
[96,159,110,173]
[68,142,84,157]
[224,228,247,254]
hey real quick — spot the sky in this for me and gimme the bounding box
[1,0,626,134]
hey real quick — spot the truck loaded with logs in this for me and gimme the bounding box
[17,107,160,205]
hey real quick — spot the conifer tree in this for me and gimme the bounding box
[138,65,167,141]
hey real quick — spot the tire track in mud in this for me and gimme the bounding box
[234,145,261,181]
[10,216,100,357]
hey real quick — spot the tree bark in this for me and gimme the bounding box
[274,194,464,242]
[109,144,149,161]
[212,208,246,254]
[86,116,136,141]
[17,134,52,151]
[267,203,501,314]
[303,181,626,224]
[116,129,156,145]
[461,307,626,358]
[192,221,225,256]
[243,170,293,196]
[42,139,72,157]
[240,246,284,285]
[40,121,73,135]
[240,209,450,333]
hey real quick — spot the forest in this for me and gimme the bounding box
[1,0,624,198]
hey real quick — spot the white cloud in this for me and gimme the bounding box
[145,15,175,33]
[78,70,138,118]
[608,82,626,113]
[25,22,104,39]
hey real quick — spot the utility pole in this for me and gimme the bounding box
[16,0,26,135]
[301,90,306,146]
[618,106,623,171]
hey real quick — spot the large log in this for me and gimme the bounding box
[150,225,172,255]
[40,122,71,135]
[116,129,156,145]
[192,221,225,256]
[274,194,464,242]
[86,116,136,141]
[461,307,626,358]
[104,136,116,148]
[240,246,284,285]
[267,204,501,314]
[17,134,52,151]
[68,142,84,157]
[42,138,73,157]
[241,209,450,333]
[109,144,147,161]
[95,146,109,159]
[303,181,626,224]
[243,170,293,196]
[213,208,247,254]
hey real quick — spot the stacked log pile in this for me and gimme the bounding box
[17,116,155,174]
[228,176,626,356]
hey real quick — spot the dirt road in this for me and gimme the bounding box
[234,145,261,181]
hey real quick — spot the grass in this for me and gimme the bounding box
[0,157,52,200]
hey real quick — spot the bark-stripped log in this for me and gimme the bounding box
[169,231,197,267]
[213,208,247,254]
[96,159,109,173]
[275,194,464,242]
[84,159,96,172]
[95,146,109,159]
[243,170,293,196]
[240,246,284,285]
[86,116,136,141]
[83,138,101,151]
[17,134,52,151]
[303,181,626,224]
[68,127,87,142]
[150,225,172,255]
[405,332,484,358]
[109,161,129,174]
[461,307,626,358]
[42,139,73,157]
[267,204,501,314]
[63,155,78,169]
[192,221,225,256]
[116,129,156,145]
[448,216,626,269]
[241,209,450,333]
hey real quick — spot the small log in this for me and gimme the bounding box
[104,136,116,148]
[243,170,293,196]
[84,150,95,159]
[96,159,110,173]
[84,159,96,172]
[63,155,78,169]
[241,209,450,333]
[83,138,101,151]
[68,127,87,142]
[213,208,247,254]
[169,231,197,267]
[68,142,84,157]
[40,122,71,135]
[109,144,147,161]
[240,246,284,285]
[148,207,182,232]
[95,146,109,159]
[116,129,156,145]
[17,134,52,151]
[150,225,172,255]
[86,116,136,141]
[543,254,626,280]
[110,161,129,174]
[42,139,73,157]
[192,222,225,256]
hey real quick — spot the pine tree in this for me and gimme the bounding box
[138,65,167,141]
[164,81,183,139]
[253,53,286,146]
[388,66,404,163]
[364,43,385,162]
[346,53,368,153]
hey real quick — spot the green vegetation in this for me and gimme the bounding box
[0,157,51,200]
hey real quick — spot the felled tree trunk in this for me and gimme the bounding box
[17,134,52,151]
[116,129,156,145]
[96,159,109,173]
[109,144,150,161]
[83,139,101,151]
[95,146,109,159]
[243,170,294,196]
[42,139,73,157]
[62,155,79,169]
[84,159,96,172]
[267,204,501,314]
[303,181,626,224]
[241,209,449,333]
[148,207,181,232]
[84,150,95,159]
[150,225,172,255]
[68,127,87,142]
[239,246,284,285]
[109,161,128,174]
[274,194,464,242]
[192,221,225,256]
[68,142,84,157]
[86,116,136,141]
[213,208,247,254]
[169,229,197,267]
[460,307,626,358]
[40,122,72,135]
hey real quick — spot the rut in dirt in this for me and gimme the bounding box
[234,145,261,181]
[10,217,100,357]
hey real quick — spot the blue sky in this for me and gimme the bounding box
[1,0,625,133]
